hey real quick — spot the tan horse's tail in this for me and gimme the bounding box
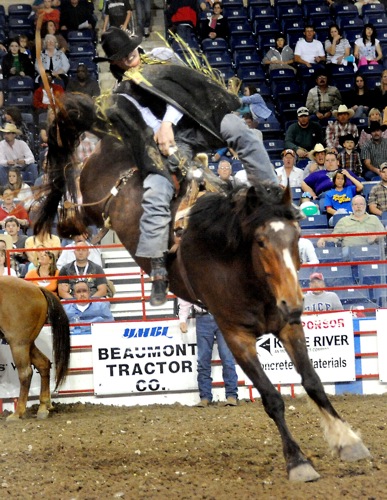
[40,288,71,389]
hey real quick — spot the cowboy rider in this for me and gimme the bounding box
[95,27,278,306]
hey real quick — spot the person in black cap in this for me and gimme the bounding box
[361,121,387,180]
[305,68,342,124]
[338,133,363,177]
[95,27,278,306]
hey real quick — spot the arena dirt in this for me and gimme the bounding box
[0,394,386,499]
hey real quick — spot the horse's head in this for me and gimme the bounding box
[242,185,304,324]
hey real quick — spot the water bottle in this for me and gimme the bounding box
[73,314,82,335]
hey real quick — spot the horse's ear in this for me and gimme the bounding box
[282,183,292,207]
[245,186,258,213]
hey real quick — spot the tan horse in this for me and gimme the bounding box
[0,277,70,420]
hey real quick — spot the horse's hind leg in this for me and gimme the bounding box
[224,329,320,482]
[30,344,53,419]
[279,323,370,462]
[6,345,33,421]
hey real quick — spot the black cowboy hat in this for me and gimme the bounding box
[339,133,358,147]
[365,121,387,134]
[94,27,142,63]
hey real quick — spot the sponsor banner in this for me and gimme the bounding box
[376,309,387,382]
[92,320,198,395]
[0,327,54,398]
[255,311,355,384]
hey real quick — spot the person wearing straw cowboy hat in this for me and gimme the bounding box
[94,27,279,306]
[303,143,327,178]
[326,104,358,152]
[0,123,38,187]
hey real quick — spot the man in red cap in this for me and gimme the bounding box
[95,27,278,306]
[303,272,343,312]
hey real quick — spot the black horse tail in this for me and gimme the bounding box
[33,93,104,238]
[40,288,71,390]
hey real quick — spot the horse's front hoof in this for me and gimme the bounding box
[288,463,320,482]
[340,441,371,462]
[37,409,50,420]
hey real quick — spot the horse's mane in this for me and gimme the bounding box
[187,183,300,257]
[33,92,150,237]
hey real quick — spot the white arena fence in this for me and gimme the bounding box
[0,241,387,413]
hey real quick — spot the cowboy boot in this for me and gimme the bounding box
[150,257,169,306]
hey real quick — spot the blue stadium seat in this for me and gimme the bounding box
[231,159,244,173]
[222,0,244,7]
[229,35,257,52]
[228,20,253,37]
[263,139,285,157]
[347,245,382,262]
[248,0,270,6]
[315,246,343,263]
[361,3,386,17]
[277,4,303,21]
[237,65,265,83]
[364,14,387,30]
[330,64,356,80]
[218,67,235,81]
[0,13,6,28]
[319,265,355,287]
[333,77,354,94]
[254,81,271,98]
[314,23,330,42]
[257,33,277,54]
[7,76,34,92]
[233,50,261,68]
[299,214,328,230]
[372,288,387,307]
[334,3,359,19]
[351,116,368,134]
[206,52,233,68]
[249,5,275,23]
[271,80,301,100]
[257,120,283,139]
[281,18,305,33]
[304,4,331,20]
[277,100,303,124]
[358,64,383,79]
[223,7,248,20]
[358,263,387,285]
[202,38,228,52]
[6,91,33,109]
[67,30,94,43]
[338,17,364,31]
[8,3,32,17]
[0,28,6,44]
[269,67,297,82]
[291,186,302,202]
[68,43,96,58]
[8,17,33,32]
[336,288,373,308]
[253,19,279,36]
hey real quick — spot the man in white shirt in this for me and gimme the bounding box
[294,24,326,68]
[0,123,38,185]
[56,233,103,270]
[276,149,304,188]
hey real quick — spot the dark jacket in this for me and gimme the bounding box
[116,63,240,146]
[1,52,35,79]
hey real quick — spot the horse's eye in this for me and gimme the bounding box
[256,238,265,248]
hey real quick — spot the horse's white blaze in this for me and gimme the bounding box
[283,249,298,280]
[270,221,286,232]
